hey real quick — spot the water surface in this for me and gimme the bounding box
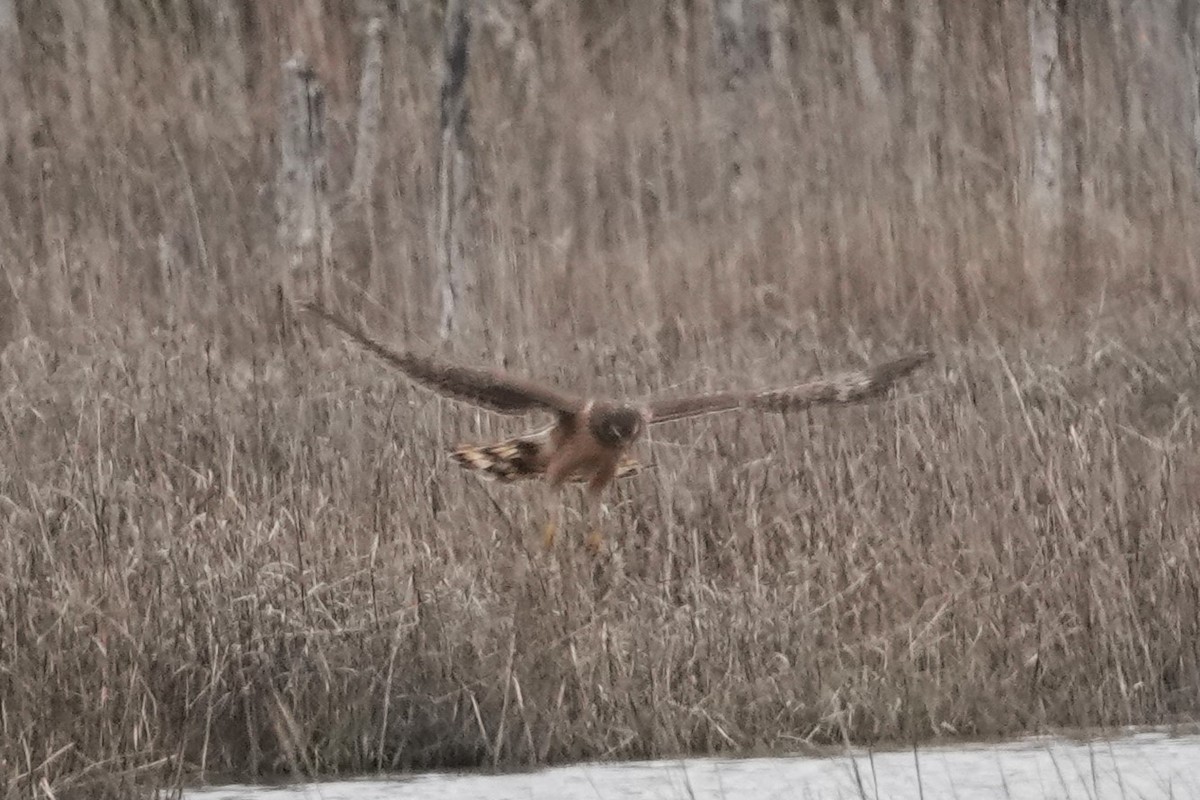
[186,730,1200,799]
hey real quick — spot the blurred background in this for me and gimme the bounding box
[1,0,1196,350]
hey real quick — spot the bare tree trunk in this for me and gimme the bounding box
[836,2,885,112]
[0,0,15,57]
[1124,0,1193,196]
[0,266,18,354]
[908,0,942,205]
[718,0,773,83]
[714,0,770,200]
[715,0,743,81]
[1186,0,1200,173]
[715,0,749,197]
[1060,5,1087,301]
[0,0,23,162]
[669,0,692,83]
[1124,0,1170,143]
[85,0,113,121]
[835,0,890,171]
[61,0,114,128]
[349,16,385,202]
[1026,0,1064,284]
[60,1,86,131]
[346,15,386,300]
[436,0,474,343]
[213,0,250,139]
[767,0,790,83]
[478,0,540,107]
[1107,0,1149,205]
[277,56,332,336]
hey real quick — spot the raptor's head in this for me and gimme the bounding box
[589,404,647,448]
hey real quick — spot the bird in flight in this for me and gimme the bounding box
[304,302,932,547]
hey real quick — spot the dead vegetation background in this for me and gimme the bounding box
[2,1,1200,798]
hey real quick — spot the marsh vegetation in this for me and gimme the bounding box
[1,2,1199,797]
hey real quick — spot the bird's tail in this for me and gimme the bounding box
[450,430,644,484]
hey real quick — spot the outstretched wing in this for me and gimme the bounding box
[645,351,933,424]
[303,302,584,416]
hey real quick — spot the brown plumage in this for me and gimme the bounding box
[304,302,932,499]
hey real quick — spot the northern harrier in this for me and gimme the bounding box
[304,303,932,545]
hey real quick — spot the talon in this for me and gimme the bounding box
[542,520,558,550]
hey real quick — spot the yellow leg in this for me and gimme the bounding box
[541,482,562,550]
[584,493,604,555]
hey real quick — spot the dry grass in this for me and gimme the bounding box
[2,2,1200,798]
[5,317,1200,797]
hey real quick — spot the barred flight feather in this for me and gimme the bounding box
[451,436,643,484]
